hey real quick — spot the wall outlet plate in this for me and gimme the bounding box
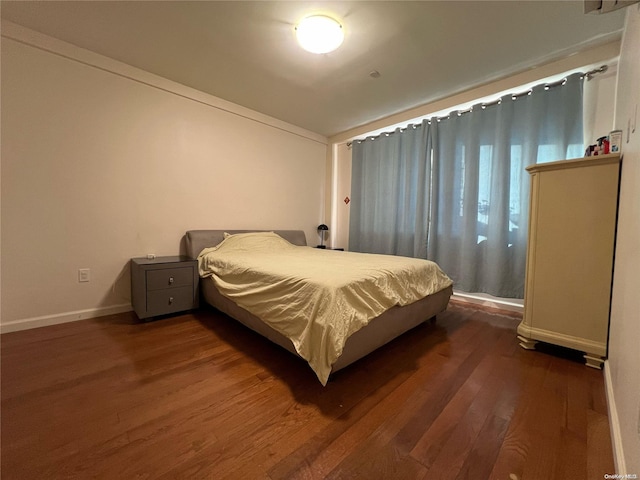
[78,268,90,282]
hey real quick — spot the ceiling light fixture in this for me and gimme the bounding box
[296,15,344,54]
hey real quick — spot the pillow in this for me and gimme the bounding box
[223,231,275,240]
[218,231,292,252]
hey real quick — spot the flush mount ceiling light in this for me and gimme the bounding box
[295,15,344,54]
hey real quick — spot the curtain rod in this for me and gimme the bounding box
[584,64,608,80]
[348,65,609,147]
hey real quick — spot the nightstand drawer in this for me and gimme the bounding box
[146,286,195,316]
[146,267,193,291]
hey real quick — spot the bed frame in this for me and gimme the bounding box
[185,229,452,375]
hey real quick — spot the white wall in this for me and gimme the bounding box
[0,24,328,331]
[583,64,618,146]
[329,143,352,250]
[329,41,621,145]
[608,4,640,475]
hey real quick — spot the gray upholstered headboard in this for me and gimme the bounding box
[184,230,308,259]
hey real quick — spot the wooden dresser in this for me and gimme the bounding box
[517,153,621,368]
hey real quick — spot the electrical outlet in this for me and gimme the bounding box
[78,268,90,283]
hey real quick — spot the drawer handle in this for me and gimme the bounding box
[168,277,174,285]
[168,297,174,305]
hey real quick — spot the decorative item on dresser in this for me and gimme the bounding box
[131,256,199,320]
[517,153,621,368]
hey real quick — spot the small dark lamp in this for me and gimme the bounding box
[317,224,329,248]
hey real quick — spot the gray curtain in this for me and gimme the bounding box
[430,73,583,297]
[349,73,583,298]
[350,120,432,258]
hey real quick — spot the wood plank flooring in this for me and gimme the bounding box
[1,301,614,479]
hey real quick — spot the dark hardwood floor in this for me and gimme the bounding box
[1,301,614,479]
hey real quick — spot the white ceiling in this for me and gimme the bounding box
[1,1,626,137]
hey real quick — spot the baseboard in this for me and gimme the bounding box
[604,360,627,475]
[0,303,133,334]
[452,291,524,314]
[1,294,521,333]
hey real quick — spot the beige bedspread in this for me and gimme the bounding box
[198,232,453,385]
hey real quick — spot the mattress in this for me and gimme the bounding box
[202,279,453,373]
[197,231,453,384]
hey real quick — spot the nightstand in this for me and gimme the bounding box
[131,256,199,320]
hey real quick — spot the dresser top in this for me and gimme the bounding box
[526,153,620,174]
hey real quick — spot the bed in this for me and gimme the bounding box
[185,229,453,385]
